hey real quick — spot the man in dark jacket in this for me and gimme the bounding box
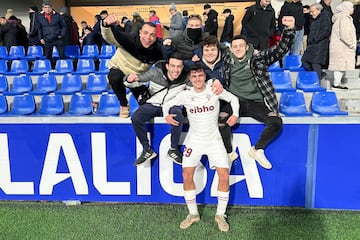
[37,1,66,60]
[241,0,276,50]
[204,4,218,37]
[301,3,331,79]
[28,6,41,46]
[220,8,234,45]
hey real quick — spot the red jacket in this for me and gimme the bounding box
[149,15,163,39]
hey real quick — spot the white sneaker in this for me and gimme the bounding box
[248,147,272,169]
[179,214,200,229]
[215,214,229,232]
[228,151,238,163]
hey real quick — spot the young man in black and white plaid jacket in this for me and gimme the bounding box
[220,16,296,170]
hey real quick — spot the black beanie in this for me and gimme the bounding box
[29,6,39,12]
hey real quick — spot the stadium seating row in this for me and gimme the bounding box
[0,45,116,61]
[268,55,305,72]
[0,58,110,75]
[0,74,110,95]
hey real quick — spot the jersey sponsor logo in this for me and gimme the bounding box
[189,105,215,114]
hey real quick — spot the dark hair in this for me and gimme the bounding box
[149,10,156,15]
[230,35,248,45]
[182,10,188,16]
[141,22,156,29]
[303,5,310,9]
[189,63,205,73]
[223,8,231,14]
[81,20,87,24]
[202,35,219,50]
[168,51,184,62]
[99,10,108,15]
[204,4,211,10]
[85,26,93,31]
[188,14,202,21]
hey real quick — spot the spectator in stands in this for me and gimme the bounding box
[203,4,218,37]
[79,25,96,46]
[0,15,19,50]
[182,10,188,31]
[241,0,276,50]
[328,1,356,90]
[126,53,188,166]
[220,9,234,46]
[16,18,29,51]
[320,0,333,19]
[131,12,144,35]
[301,3,332,80]
[80,20,87,37]
[93,11,109,47]
[149,10,163,39]
[100,10,108,20]
[37,1,66,61]
[221,16,296,170]
[101,16,164,118]
[278,0,304,55]
[5,9,14,20]
[59,7,73,47]
[120,17,132,33]
[163,14,206,61]
[165,3,183,38]
[302,5,311,54]
[163,64,239,232]
[0,17,5,45]
[28,6,41,46]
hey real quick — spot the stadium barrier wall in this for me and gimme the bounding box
[0,116,359,210]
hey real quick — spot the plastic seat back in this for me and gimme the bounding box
[270,72,295,93]
[26,45,45,60]
[7,46,26,60]
[0,60,8,73]
[296,71,326,92]
[52,59,74,75]
[283,55,305,71]
[97,58,110,74]
[67,94,92,115]
[0,46,8,59]
[52,46,60,59]
[10,95,36,115]
[0,75,8,93]
[56,74,82,95]
[128,93,139,116]
[8,75,33,95]
[82,74,108,94]
[65,45,81,59]
[311,92,348,116]
[279,92,312,116]
[80,44,99,59]
[99,45,116,59]
[7,59,29,75]
[0,95,8,114]
[74,58,95,74]
[31,74,57,95]
[38,94,64,115]
[268,61,283,72]
[30,59,52,75]
[96,93,120,116]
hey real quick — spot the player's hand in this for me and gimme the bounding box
[103,14,120,26]
[226,115,238,127]
[127,73,138,82]
[165,114,179,126]
[163,39,172,46]
[211,79,223,95]
[282,16,295,30]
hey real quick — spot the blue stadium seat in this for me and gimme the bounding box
[268,61,283,72]
[296,71,326,92]
[10,95,36,115]
[5,59,29,75]
[98,45,116,59]
[270,72,296,93]
[7,75,33,95]
[0,95,8,115]
[52,46,60,59]
[29,59,52,75]
[96,93,120,116]
[0,46,8,59]
[128,93,139,116]
[0,60,8,74]
[74,58,96,75]
[56,74,82,95]
[97,58,110,74]
[79,44,99,59]
[0,75,8,94]
[67,94,93,115]
[283,55,305,71]
[6,46,26,60]
[279,92,312,116]
[25,45,45,60]
[38,94,64,115]
[30,74,57,95]
[82,74,108,94]
[65,45,81,59]
[311,92,348,116]
[50,59,74,75]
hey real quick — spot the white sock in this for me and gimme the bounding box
[333,71,344,86]
[216,191,229,216]
[184,190,198,215]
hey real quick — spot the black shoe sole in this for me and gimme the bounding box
[134,153,157,166]
[166,155,182,165]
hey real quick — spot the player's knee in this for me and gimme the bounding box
[267,115,283,132]
[218,111,229,128]
[218,170,229,183]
